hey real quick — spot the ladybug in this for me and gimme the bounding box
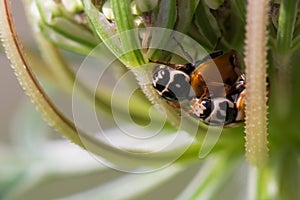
[151,50,246,126]
[190,77,246,126]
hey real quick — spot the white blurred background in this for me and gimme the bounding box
[0,1,30,145]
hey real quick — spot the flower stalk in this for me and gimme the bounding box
[0,0,85,148]
[244,0,269,166]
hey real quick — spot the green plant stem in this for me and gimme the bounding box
[180,154,240,200]
[276,149,300,200]
[273,0,299,117]
[146,0,177,61]
[175,0,200,32]
[272,52,292,118]
[292,34,300,50]
[276,0,299,53]
[194,0,221,49]
[82,0,122,56]
[111,0,145,67]
[248,166,274,200]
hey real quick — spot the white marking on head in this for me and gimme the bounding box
[158,68,190,99]
[204,98,233,124]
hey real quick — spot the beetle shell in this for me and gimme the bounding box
[151,50,247,126]
[190,50,240,99]
[152,65,193,102]
[190,97,237,126]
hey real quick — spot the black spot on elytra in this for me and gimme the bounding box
[168,74,191,101]
[218,101,228,111]
[216,110,225,120]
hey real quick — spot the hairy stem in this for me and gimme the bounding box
[244,0,269,166]
[0,0,86,148]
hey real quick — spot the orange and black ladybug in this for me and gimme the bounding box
[151,50,246,126]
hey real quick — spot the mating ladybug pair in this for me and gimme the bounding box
[151,50,246,127]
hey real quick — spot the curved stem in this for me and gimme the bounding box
[0,0,85,147]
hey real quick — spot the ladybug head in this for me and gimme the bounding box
[152,65,192,102]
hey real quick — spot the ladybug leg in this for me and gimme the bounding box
[198,86,209,99]
[224,84,232,95]
[148,59,176,68]
[149,59,195,73]
[172,36,195,63]
[226,78,245,97]
[189,98,207,118]
[235,89,246,121]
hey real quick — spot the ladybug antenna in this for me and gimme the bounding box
[212,37,222,50]
[149,58,195,74]
[148,59,177,68]
[172,36,195,65]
